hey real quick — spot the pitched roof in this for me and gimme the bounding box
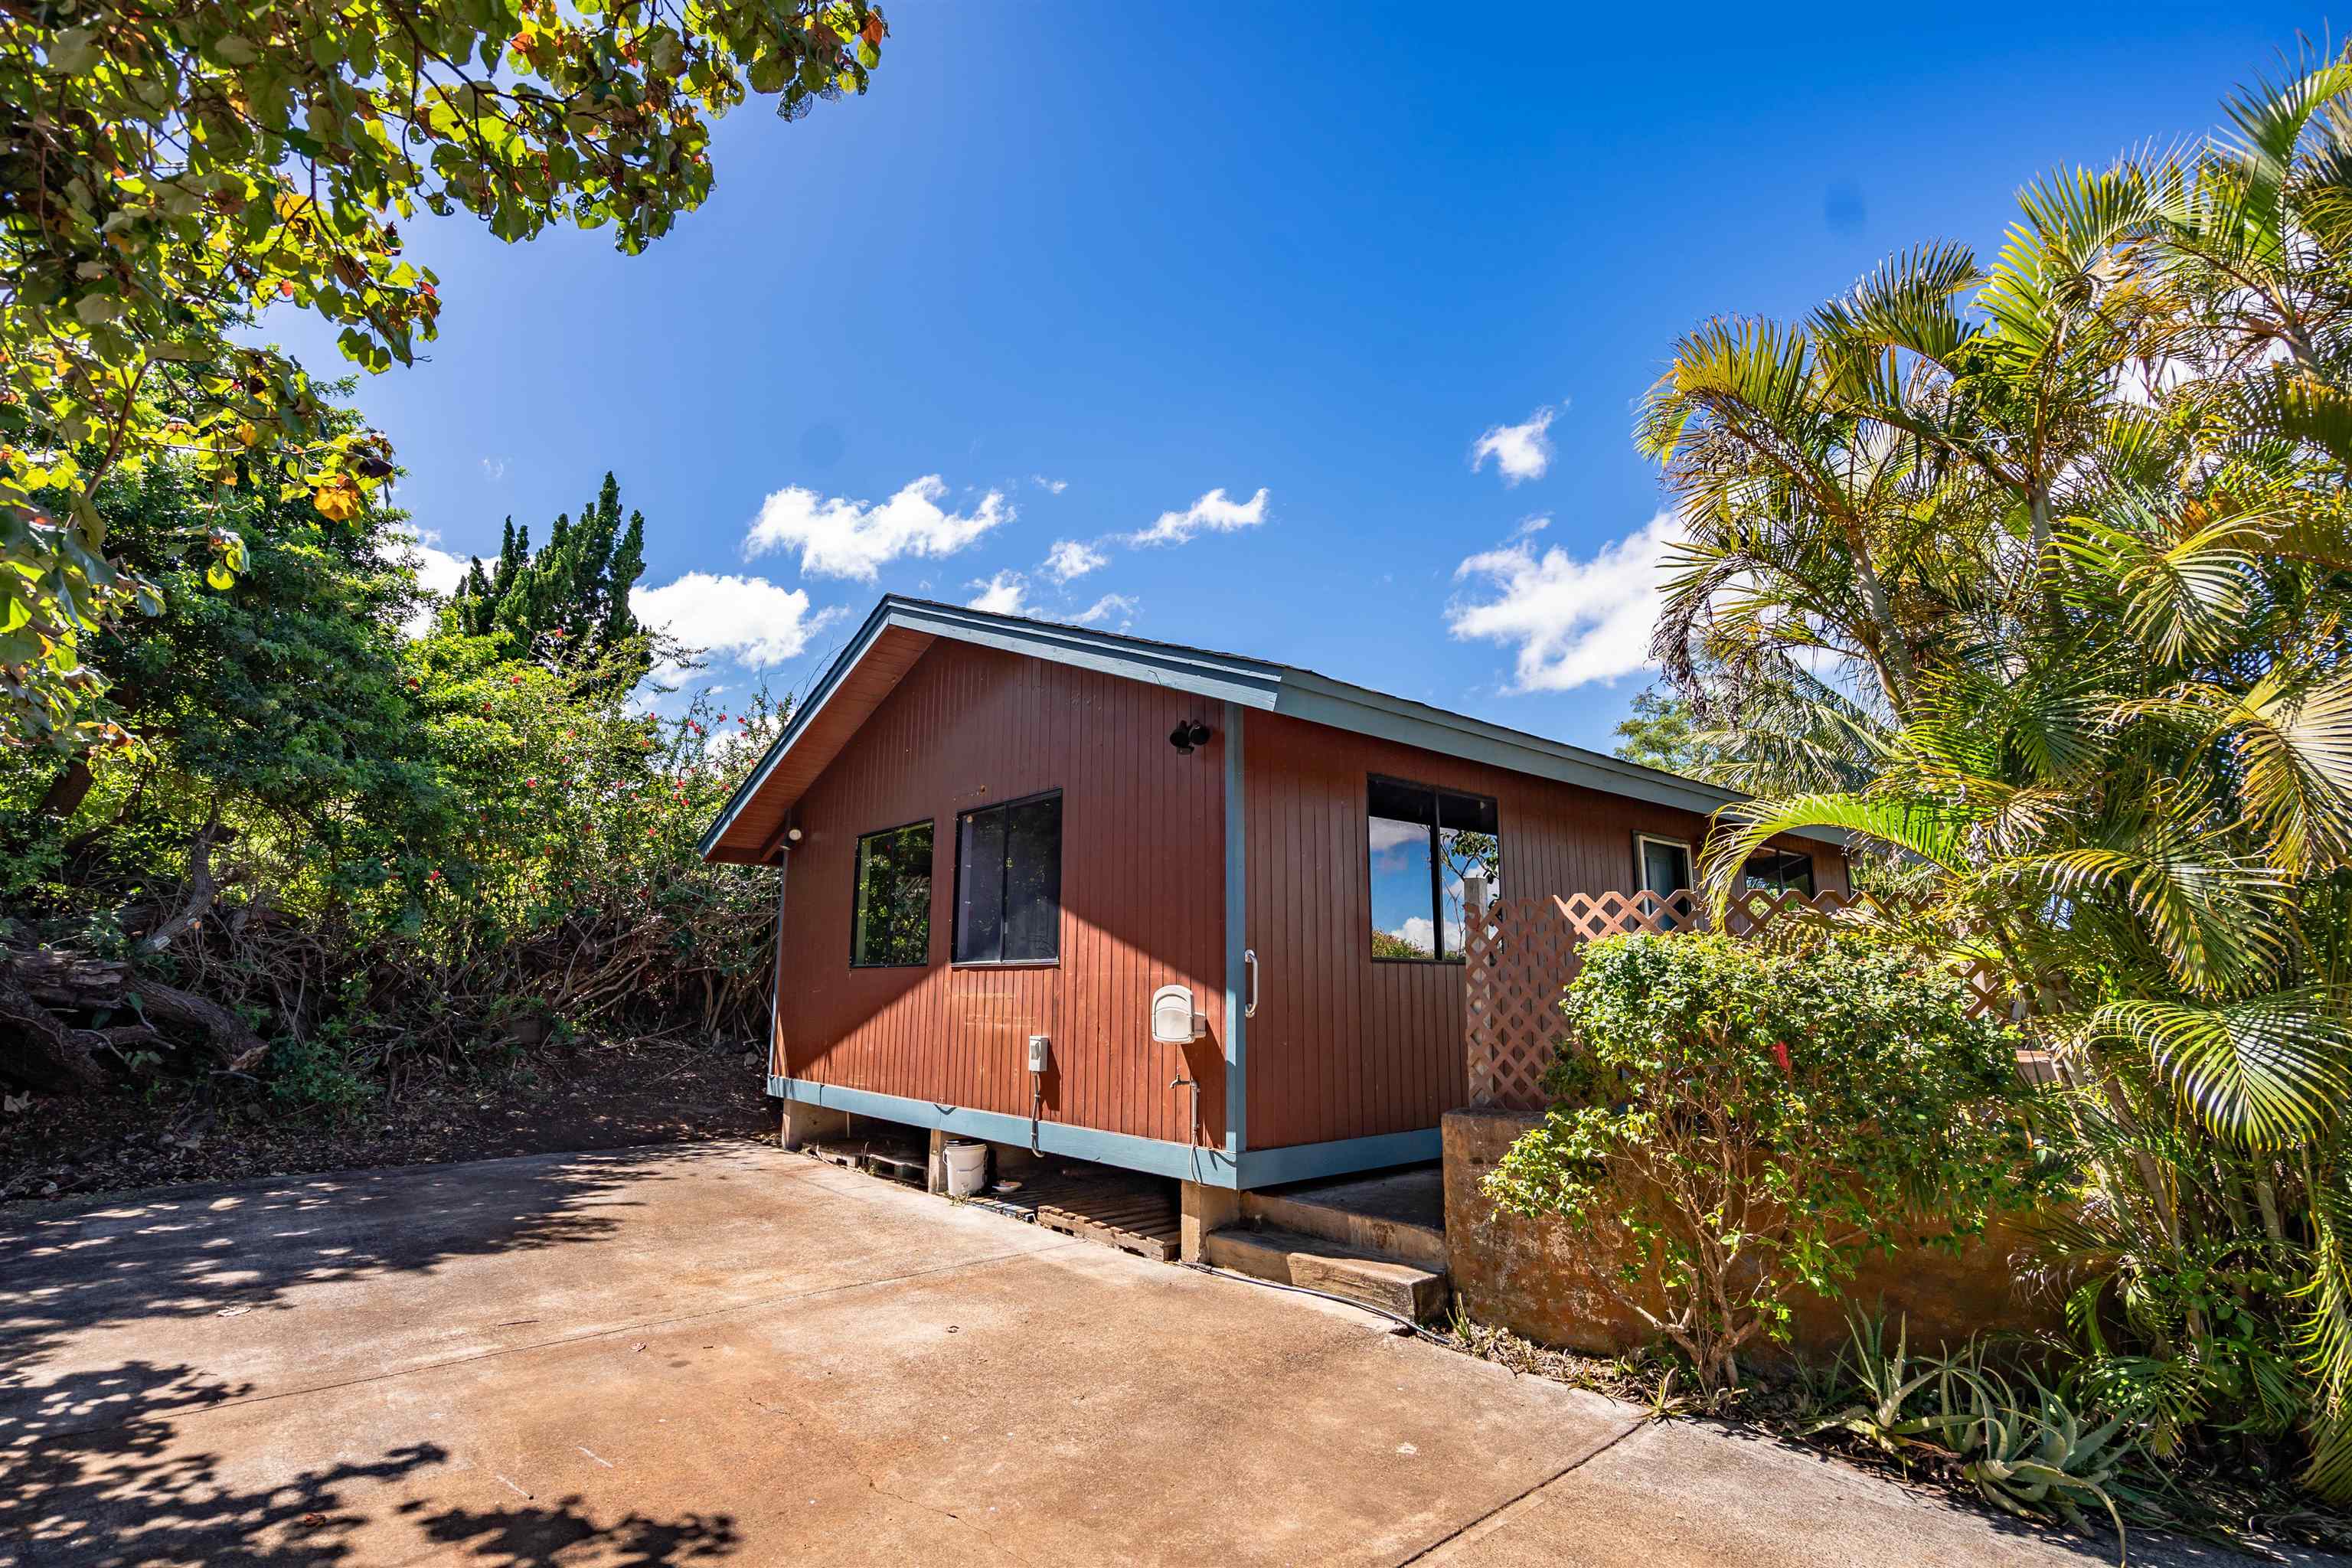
[698,594,1835,863]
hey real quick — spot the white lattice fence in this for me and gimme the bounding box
[1462,887,2004,1112]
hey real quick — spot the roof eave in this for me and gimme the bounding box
[695,596,900,862]
[697,595,1851,859]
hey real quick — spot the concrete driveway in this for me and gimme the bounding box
[0,1141,2302,1566]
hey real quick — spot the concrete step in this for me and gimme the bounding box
[1201,1224,1449,1321]
[1241,1181,1447,1272]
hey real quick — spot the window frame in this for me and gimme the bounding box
[1632,831,1694,897]
[848,815,937,970]
[1366,773,1501,965]
[949,787,1064,969]
[1743,848,1816,897]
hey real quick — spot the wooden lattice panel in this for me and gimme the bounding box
[1463,897,1586,1112]
[1462,886,2005,1112]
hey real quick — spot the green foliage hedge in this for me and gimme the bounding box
[1486,931,2044,1390]
[0,455,783,1105]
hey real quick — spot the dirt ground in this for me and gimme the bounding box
[0,1037,772,1204]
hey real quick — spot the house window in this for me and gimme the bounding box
[1744,849,1815,897]
[1367,776,1501,962]
[1635,834,1692,897]
[851,820,934,967]
[953,792,1062,965]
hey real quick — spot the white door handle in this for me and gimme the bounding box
[1243,948,1259,1018]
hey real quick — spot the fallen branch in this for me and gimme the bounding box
[0,946,268,1084]
[128,978,270,1073]
[0,969,107,1092]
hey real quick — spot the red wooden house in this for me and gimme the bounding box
[700,596,1844,1194]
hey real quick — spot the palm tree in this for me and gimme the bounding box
[1642,47,2352,1494]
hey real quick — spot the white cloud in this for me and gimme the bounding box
[631,573,826,673]
[1043,538,1109,583]
[965,570,1031,616]
[744,475,1010,580]
[480,456,508,481]
[1447,511,1680,691]
[1390,916,1436,953]
[1381,914,1468,955]
[1032,475,1070,495]
[1071,593,1138,629]
[1470,407,1558,485]
[384,524,470,638]
[1129,486,1269,547]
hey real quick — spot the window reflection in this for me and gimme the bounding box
[852,821,934,967]
[1368,776,1501,962]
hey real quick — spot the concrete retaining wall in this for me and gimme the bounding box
[1440,1109,2064,1367]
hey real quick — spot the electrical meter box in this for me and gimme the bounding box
[1151,984,1208,1044]
[1026,1034,1051,1074]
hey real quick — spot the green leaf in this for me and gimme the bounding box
[47,26,98,74]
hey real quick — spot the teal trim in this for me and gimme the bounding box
[769,1076,1239,1187]
[1222,700,1247,1158]
[882,599,1288,708]
[1237,1129,1442,1187]
[701,594,1849,861]
[1273,671,1810,832]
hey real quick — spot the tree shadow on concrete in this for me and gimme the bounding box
[2,1354,739,1566]
[0,1143,730,1358]
[0,1142,757,1565]
[400,1495,739,1567]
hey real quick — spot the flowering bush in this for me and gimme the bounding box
[1485,931,2043,1391]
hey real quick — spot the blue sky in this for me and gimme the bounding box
[279,2,2317,750]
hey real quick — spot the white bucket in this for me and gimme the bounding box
[942,1139,989,1197]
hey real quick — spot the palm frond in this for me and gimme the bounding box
[1811,242,1982,369]
[2295,1153,2352,1498]
[1699,791,1965,917]
[2025,838,2289,997]
[2233,669,2352,869]
[2092,992,2352,1148]
[2050,498,2269,665]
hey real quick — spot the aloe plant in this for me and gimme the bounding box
[1958,1370,2134,1552]
[1808,1313,1976,1460]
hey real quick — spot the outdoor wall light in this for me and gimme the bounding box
[1168,719,1213,755]
[786,827,803,842]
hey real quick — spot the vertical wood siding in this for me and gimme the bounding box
[1241,711,1848,1151]
[774,641,1228,1149]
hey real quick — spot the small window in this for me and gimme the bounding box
[1367,776,1501,962]
[852,820,935,967]
[1636,834,1692,897]
[1744,849,1815,897]
[954,792,1062,964]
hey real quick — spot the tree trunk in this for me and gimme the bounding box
[35,753,96,818]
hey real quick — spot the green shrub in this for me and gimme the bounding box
[264,1028,379,1115]
[1485,930,2044,1391]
